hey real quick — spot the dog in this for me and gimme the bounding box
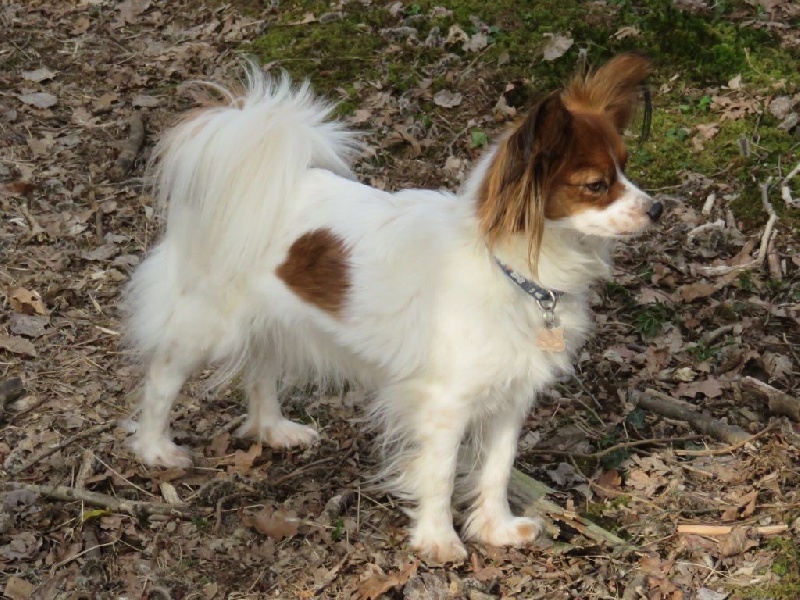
[124,53,661,563]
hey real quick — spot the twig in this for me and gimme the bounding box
[508,469,633,549]
[632,389,751,445]
[10,422,116,476]
[741,376,800,421]
[0,377,24,420]
[677,523,788,536]
[110,112,145,180]
[673,423,777,456]
[697,178,778,277]
[1,482,207,517]
[525,435,705,460]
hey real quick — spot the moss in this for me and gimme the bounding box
[243,0,799,229]
[730,536,800,600]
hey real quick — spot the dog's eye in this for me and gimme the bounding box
[585,180,608,193]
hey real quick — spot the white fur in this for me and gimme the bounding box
[125,67,652,563]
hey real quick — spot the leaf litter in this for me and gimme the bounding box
[1,1,799,599]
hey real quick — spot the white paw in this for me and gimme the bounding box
[236,416,319,449]
[410,526,468,564]
[128,435,193,468]
[465,513,543,547]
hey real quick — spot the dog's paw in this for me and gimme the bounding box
[236,417,319,449]
[410,527,468,565]
[128,435,193,468]
[465,514,543,547]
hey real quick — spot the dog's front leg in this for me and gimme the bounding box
[462,405,543,547]
[408,401,470,564]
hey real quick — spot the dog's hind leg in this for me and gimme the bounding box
[236,350,319,449]
[129,341,205,468]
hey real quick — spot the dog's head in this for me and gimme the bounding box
[477,53,661,268]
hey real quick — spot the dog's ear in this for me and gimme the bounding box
[478,92,573,271]
[564,53,651,132]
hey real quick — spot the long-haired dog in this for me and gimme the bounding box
[125,53,661,563]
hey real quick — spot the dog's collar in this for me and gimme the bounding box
[493,257,564,305]
[494,257,565,329]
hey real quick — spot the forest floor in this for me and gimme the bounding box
[1,1,800,599]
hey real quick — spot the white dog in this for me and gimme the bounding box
[125,54,661,563]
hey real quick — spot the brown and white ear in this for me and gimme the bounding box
[564,52,651,131]
[477,92,573,266]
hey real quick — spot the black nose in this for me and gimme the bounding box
[647,201,664,222]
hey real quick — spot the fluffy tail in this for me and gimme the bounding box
[149,64,360,268]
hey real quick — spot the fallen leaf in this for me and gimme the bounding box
[289,12,317,25]
[132,95,161,108]
[679,282,716,302]
[9,314,49,338]
[21,67,56,82]
[718,526,755,557]
[356,561,418,600]
[233,442,262,471]
[463,31,488,53]
[18,92,57,109]
[0,335,37,357]
[243,507,299,541]
[3,576,34,600]
[676,378,724,398]
[542,33,573,61]
[769,95,795,119]
[433,89,463,108]
[697,588,728,600]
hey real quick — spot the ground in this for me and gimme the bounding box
[1,0,800,599]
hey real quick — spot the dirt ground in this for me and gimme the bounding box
[1,1,799,599]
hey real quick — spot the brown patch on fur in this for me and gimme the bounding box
[477,92,573,272]
[276,228,351,316]
[562,53,651,131]
[476,54,651,268]
[545,111,629,219]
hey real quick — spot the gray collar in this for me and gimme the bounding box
[494,257,564,327]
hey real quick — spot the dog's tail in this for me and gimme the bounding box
[149,63,360,268]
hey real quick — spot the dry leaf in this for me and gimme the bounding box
[542,33,573,61]
[677,378,724,398]
[679,282,716,302]
[356,561,418,600]
[243,507,299,541]
[10,287,47,315]
[3,576,34,600]
[21,67,56,83]
[463,31,488,53]
[718,526,754,557]
[289,12,317,25]
[18,92,58,109]
[0,335,37,357]
[9,314,49,338]
[233,442,262,471]
[433,89,463,108]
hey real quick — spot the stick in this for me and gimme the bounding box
[508,469,632,549]
[524,435,705,460]
[673,423,776,456]
[9,422,116,476]
[632,389,751,444]
[0,377,24,419]
[1,482,205,517]
[677,524,788,536]
[110,112,145,180]
[741,376,800,421]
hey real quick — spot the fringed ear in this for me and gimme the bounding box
[564,52,651,134]
[478,92,573,272]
